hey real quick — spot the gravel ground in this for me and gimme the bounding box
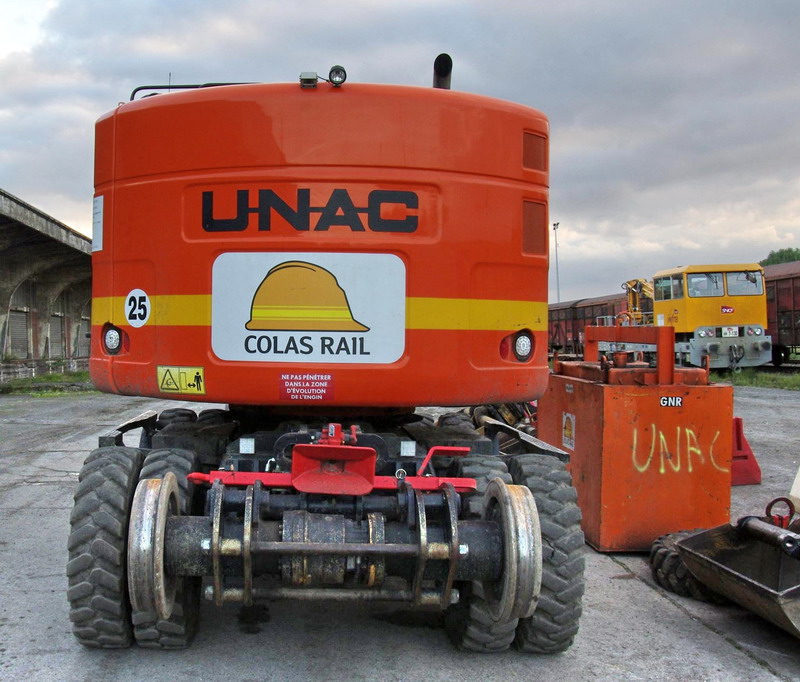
[725,386,800,519]
[0,386,798,681]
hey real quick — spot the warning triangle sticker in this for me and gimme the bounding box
[160,369,180,391]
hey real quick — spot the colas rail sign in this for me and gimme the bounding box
[211,252,406,364]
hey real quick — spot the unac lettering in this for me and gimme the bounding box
[202,188,419,233]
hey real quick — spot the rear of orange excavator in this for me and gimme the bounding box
[90,57,549,407]
[68,56,584,655]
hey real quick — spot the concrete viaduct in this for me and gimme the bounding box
[0,188,91,379]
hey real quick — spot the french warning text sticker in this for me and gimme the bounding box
[279,373,333,401]
[157,366,206,395]
[211,252,405,364]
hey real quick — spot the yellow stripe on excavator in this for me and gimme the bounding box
[91,295,548,332]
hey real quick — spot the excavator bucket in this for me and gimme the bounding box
[677,520,800,639]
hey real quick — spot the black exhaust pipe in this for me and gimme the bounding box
[433,53,452,90]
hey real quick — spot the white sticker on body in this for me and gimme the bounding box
[92,196,104,252]
[211,252,406,364]
[125,288,151,328]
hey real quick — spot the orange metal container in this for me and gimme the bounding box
[90,82,550,407]
[537,326,733,551]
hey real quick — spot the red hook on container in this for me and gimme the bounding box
[765,497,796,529]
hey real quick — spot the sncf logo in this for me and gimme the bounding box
[202,189,418,233]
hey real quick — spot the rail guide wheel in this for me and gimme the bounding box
[508,453,585,653]
[481,478,542,622]
[128,472,180,621]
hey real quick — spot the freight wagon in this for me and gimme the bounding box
[764,260,800,365]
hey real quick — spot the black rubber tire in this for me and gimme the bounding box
[196,408,230,425]
[131,448,202,649]
[437,411,474,429]
[450,455,513,518]
[508,453,585,654]
[67,446,144,648]
[772,345,790,367]
[444,582,519,653]
[650,531,728,604]
[445,456,517,652]
[156,408,197,429]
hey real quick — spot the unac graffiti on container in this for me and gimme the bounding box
[631,426,728,474]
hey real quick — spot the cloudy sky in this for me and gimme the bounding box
[1,0,798,301]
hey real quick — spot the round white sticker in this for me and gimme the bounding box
[125,289,151,328]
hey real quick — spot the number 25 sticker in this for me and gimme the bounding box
[126,289,151,328]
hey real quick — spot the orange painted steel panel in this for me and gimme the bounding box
[539,331,732,551]
[90,83,550,407]
[583,325,676,384]
[538,375,732,551]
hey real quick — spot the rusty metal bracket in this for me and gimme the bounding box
[439,483,460,609]
[738,517,800,558]
[366,512,386,587]
[205,584,461,604]
[210,480,224,606]
[412,489,429,607]
[98,410,158,447]
[242,484,254,606]
[479,415,570,463]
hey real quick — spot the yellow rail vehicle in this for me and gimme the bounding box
[652,264,771,369]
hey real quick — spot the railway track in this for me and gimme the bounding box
[755,363,800,374]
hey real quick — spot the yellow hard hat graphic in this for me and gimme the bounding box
[246,261,370,332]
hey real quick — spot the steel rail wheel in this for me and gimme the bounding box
[128,472,180,621]
[508,453,585,653]
[481,478,542,622]
[445,457,520,652]
[131,449,202,648]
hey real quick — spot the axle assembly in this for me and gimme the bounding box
[68,409,584,652]
[128,469,541,620]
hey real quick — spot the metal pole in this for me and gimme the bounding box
[552,222,561,303]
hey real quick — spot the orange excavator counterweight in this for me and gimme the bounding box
[91,75,550,407]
